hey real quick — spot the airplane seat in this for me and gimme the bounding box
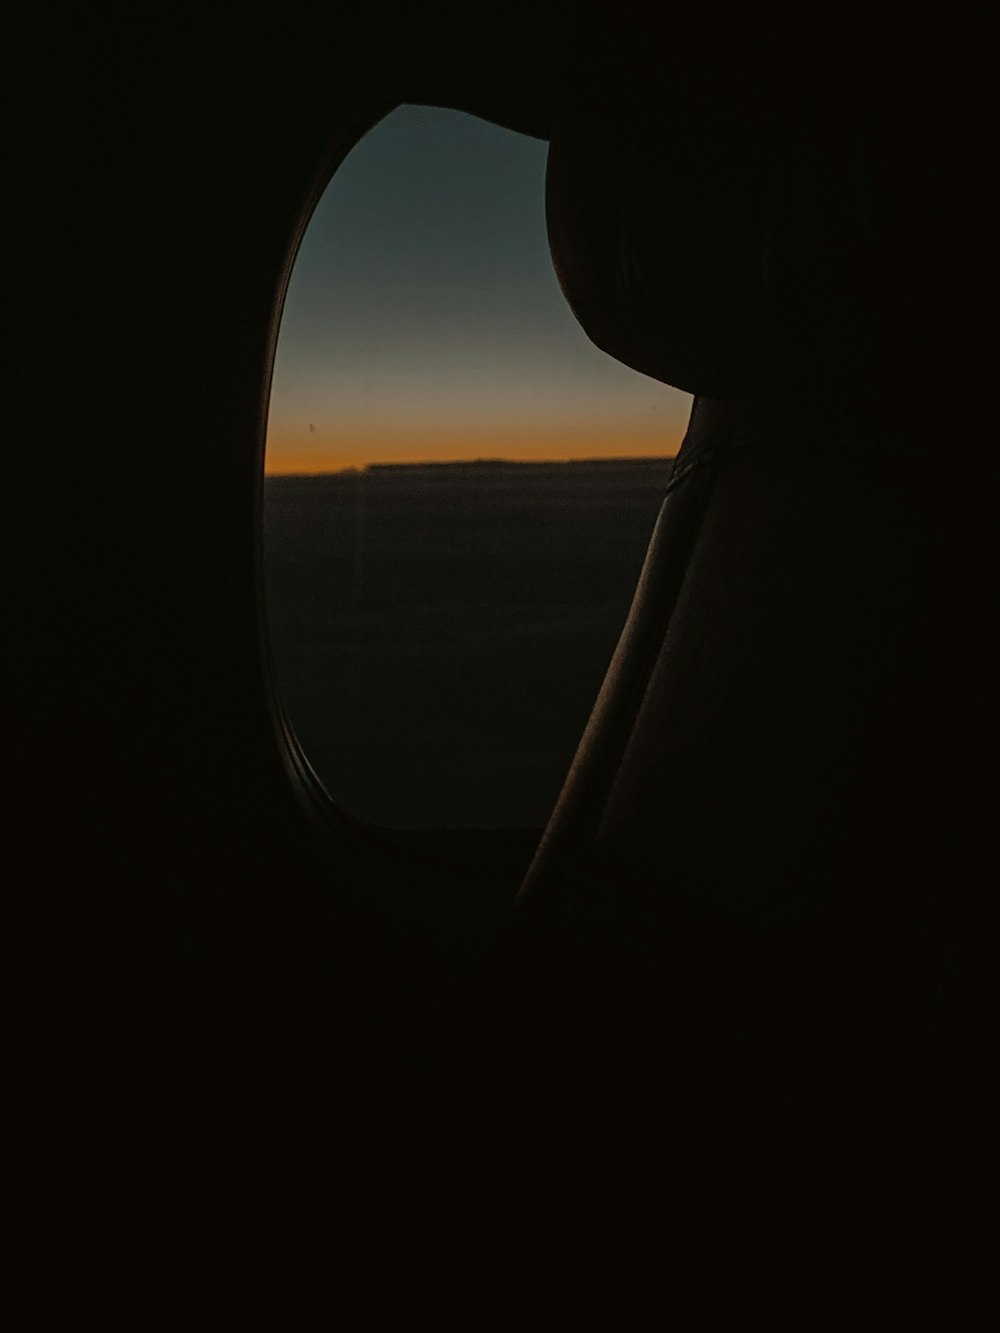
[501,21,977,1059]
[511,395,956,1055]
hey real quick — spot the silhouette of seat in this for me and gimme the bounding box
[503,13,980,1058]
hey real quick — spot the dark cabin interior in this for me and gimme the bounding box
[11,2,990,1169]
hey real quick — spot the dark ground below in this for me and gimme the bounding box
[263,457,674,828]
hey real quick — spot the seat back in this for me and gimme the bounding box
[507,17,985,1054]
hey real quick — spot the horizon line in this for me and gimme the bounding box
[265,453,678,478]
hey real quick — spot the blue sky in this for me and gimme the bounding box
[266,104,692,472]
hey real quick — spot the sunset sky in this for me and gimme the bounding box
[265,105,692,474]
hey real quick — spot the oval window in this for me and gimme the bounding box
[264,106,691,829]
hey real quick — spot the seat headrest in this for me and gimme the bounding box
[545,8,882,405]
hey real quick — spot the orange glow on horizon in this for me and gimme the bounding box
[265,422,684,474]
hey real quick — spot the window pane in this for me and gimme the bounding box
[264,106,691,828]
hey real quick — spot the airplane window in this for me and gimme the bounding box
[263,106,692,828]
